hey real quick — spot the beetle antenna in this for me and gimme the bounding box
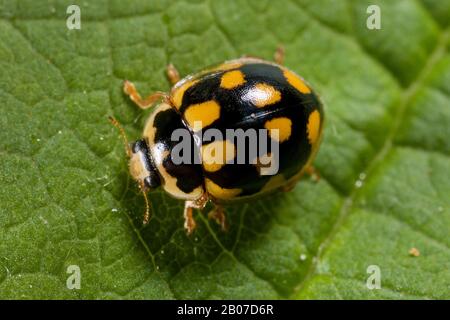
[108,116,132,157]
[139,181,151,224]
[109,116,151,224]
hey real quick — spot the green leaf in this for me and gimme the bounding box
[0,0,449,299]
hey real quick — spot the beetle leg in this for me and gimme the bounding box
[123,80,169,109]
[166,63,180,85]
[208,205,228,232]
[183,193,209,235]
[183,205,196,235]
[274,46,285,65]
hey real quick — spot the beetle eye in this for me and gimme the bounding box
[132,139,146,154]
[143,171,161,189]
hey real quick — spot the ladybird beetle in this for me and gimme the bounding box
[110,48,324,234]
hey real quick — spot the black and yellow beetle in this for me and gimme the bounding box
[110,48,324,234]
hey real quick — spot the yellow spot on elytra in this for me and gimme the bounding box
[171,79,199,109]
[220,70,246,89]
[244,83,281,107]
[202,140,236,172]
[283,69,311,94]
[264,117,292,143]
[184,100,221,130]
[307,110,321,145]
[205,178,241,199]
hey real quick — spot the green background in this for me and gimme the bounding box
[0,0,449,299]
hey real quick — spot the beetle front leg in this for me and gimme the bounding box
[123,80,169,109]
[183,204,196,235]
[183,193,209,235]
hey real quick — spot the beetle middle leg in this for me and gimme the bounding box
[208,204,228,232]
[123,80,169,109]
